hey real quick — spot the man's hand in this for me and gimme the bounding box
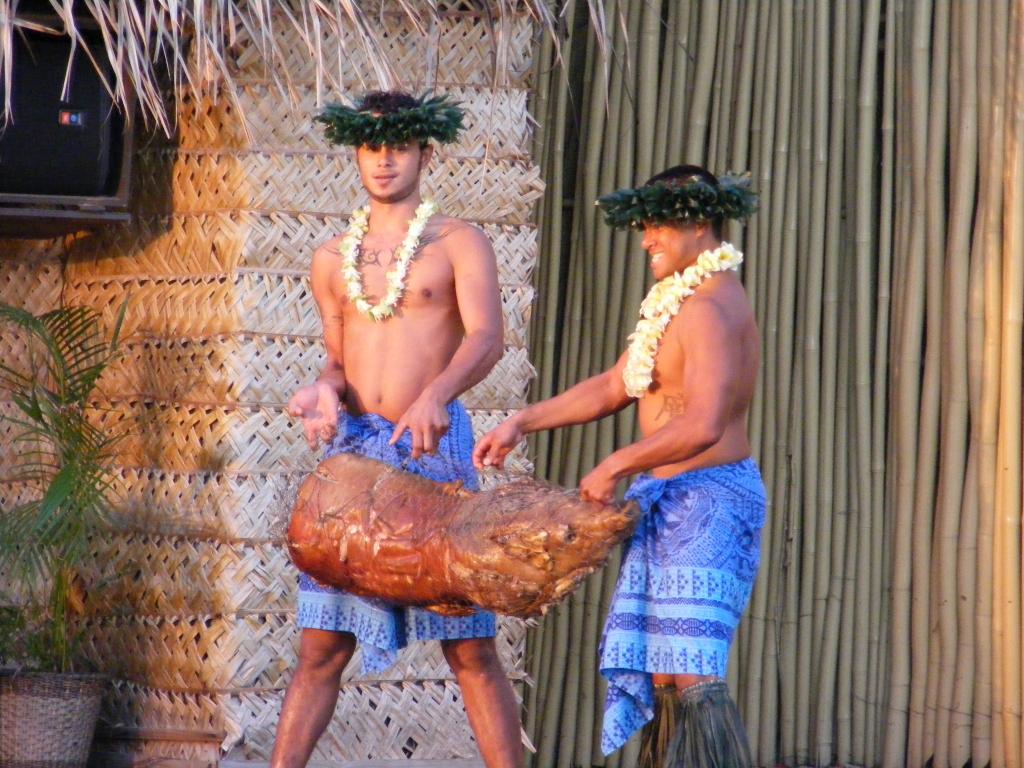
[579,461,620,505]
[473,417,524,470]
[288,381,342,450]
[390,392,450,459]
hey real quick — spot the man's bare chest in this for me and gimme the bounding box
[649,314,687,381]
[330,244,455,312]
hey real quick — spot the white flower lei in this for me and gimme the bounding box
[340,198,438,321]
[622,242,744,398]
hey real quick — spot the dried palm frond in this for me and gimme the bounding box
[0,0,602,135]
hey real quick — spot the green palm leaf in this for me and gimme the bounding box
[0,300,127,672]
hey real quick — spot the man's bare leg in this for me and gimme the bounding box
[652,672,712,690]
[441,637,523,768]
[270,629,357,768]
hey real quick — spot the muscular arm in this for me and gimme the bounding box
[288,242,346,449]
[473,352,633,469]
[599,296,743,480]
[513,352,633,434]
[311,244,346,395]
[419,224,504,403]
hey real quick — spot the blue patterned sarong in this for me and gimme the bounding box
[296,400,496,674]
[599,458,767,755]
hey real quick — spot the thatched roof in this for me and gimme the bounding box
[0,0,605,134]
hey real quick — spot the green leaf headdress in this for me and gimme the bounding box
[315,92,465,148]
[596,172,759,229]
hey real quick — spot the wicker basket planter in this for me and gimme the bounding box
[0,670,107,768]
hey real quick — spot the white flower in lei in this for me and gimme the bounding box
[622,241,744,398]
[340,198,439,321]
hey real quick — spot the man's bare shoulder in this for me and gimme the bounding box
[313,234,347,263]
[310,235,346,275]
[308,236,347,298]
[424,216,493,259]
[676,274,752,334]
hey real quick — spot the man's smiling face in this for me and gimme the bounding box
[356,140,432,204]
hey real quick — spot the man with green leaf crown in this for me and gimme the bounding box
[476,166,765,767]
[275,91,522,768]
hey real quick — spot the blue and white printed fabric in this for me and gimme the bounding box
[296,401,496,674]
[599,458,767,754]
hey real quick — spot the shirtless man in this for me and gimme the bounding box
[475,166,765,767]
[272,91,522,768]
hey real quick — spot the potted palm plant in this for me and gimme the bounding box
[0,301,126,768]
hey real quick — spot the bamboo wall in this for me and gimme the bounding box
[1,6,542,764]
[526,2,1024,767]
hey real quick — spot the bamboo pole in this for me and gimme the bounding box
[775,7,807,763]
[528,0,573,492]
[974,4,1008,766]
[811,5,848,763]
[929,7,950,768]
[840,164,865,764]
[592,0,641,439]
[527,601,557,749]
[572,495,603,762]
[777,49,802,759]
[793,3,828,762]
[728,3,760,735]
[851,5,882,764]
[583,137,620,479]
[994,4,1024,763]
[887,0,911,384]
[883,3,932,763]
[959,173,984,766]
[654,0,682,173]
[823,249,856,765]
[966,9,999,765]
[536,599,570,762]
[866,1,898,759]
[554,595,583,768]
[933,5,976,766]
[559,0,621,487]
[728,1,758,177]
[837,4,863,757]
[756,3,792,760]
[742,6,777,762]
[842,358,864,768]
[684,0,721,161]
[707,0,738,172]
[916,4,949,762]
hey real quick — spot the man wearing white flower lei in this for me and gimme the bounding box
[274,91,521,768]
[476,165,766,767]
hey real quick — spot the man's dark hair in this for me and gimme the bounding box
[644,164,724,237]
[355,90,429,147]
[356,90,421,113]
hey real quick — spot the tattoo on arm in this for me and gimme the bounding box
[656,395,686,419]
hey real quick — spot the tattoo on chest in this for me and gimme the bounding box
[357,246,391,267]
[357,232,439,268]
[656,394,686,419]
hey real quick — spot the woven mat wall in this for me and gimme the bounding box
[2,7,541,763]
